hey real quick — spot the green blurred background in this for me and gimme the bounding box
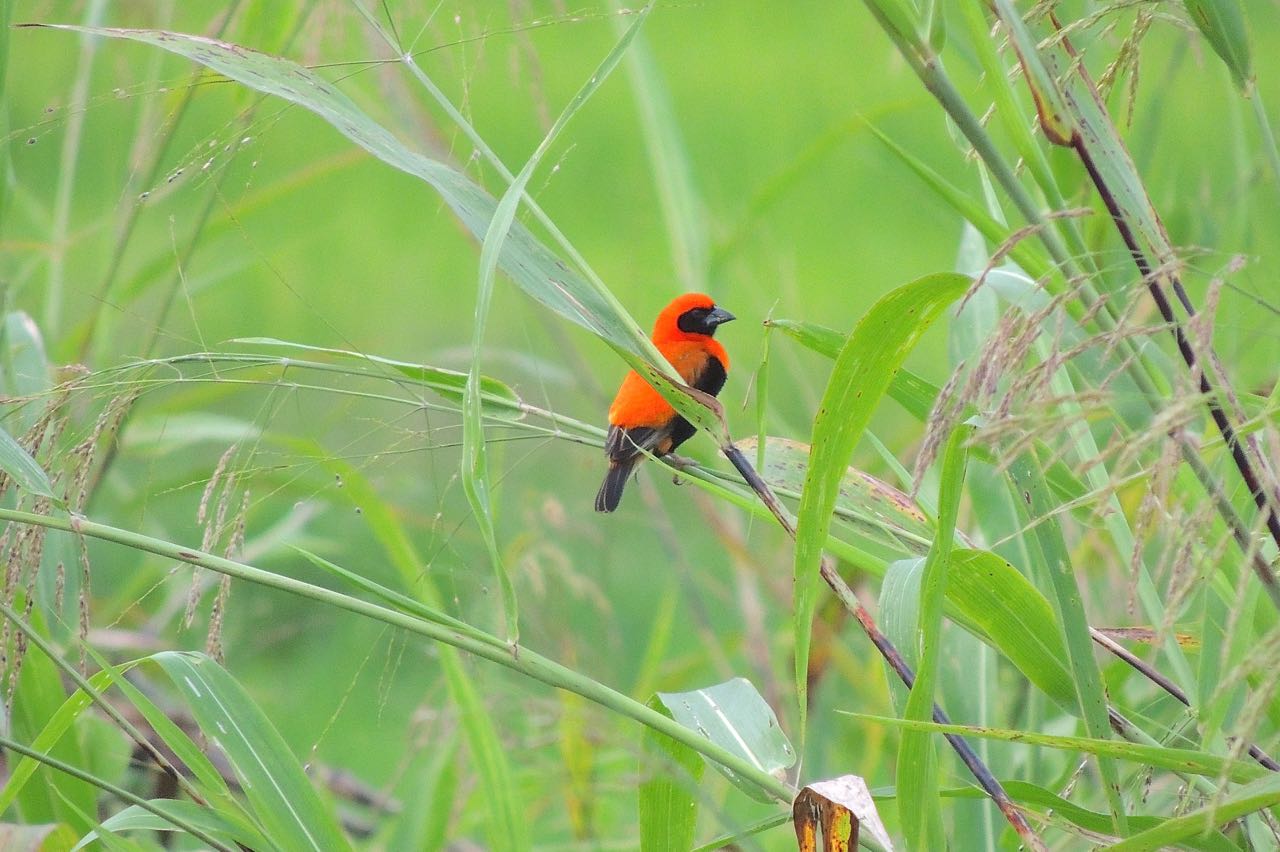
[5,1,1280,846]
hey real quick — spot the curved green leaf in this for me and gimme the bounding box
[232,337,523,418]
[73,801,269,852]
[792,272,970,730]
[656,677,795,803]
[738,436,933,555]
[1185,0,1253,92]
[152,652,351,852]
[946,550,1075,711]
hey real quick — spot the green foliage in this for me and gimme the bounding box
[6,2,1280,849]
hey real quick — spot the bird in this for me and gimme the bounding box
[595,293,735,512]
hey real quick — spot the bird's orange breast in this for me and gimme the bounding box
[607,339,729,429]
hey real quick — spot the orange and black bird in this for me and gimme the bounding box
[595,293,735,512]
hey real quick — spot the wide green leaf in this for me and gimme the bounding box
[792,273,969,730]
[946,550,1076,711]
[656,678,795,803]
[152,652,351,852]
[738,436,933,555]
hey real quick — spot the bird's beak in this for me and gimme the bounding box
[707,306,736,327]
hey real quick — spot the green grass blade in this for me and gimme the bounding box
[466,0,651,646]
[1105,772,1280,852]
[898,423,972,851]
[612,3,706,292]
[764,318,941,422]
[792,272,969,731]
[843,714,1266,784]
[151,652,351,852]
[861,119,1052,282]
[1006,454,1128,833]
[231,338,523,417]
[639,696,704,852]
[73,800,270,852]
[1185,0,1253,93]
[992,781,1235,850]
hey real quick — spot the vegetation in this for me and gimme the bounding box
[3,1,1280,848]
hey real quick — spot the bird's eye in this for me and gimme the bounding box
[677,306,715,334]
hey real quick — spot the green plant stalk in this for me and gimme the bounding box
[464,1,653,646]
[866,1,1279,608]
[1249,92,1280,209]
[0,732,235,851]
[986,0,1280,603]
[866,0,1275,717]
[898,424,972,851]
[1,508,795,805]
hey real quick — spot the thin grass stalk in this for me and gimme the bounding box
[76,0,247,361]
[0,732,234,851]
[0,597,206,804]
[865,1,1274,608]
[988,3,1280,606]
[46,0,106,338]
[0,508,797,805]
[1091,628,1280,772]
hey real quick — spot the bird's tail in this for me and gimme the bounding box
[594,458,637,512]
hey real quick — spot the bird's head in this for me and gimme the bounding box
[653,292,736,341]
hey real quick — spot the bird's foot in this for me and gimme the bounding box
[662,453,695,485]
